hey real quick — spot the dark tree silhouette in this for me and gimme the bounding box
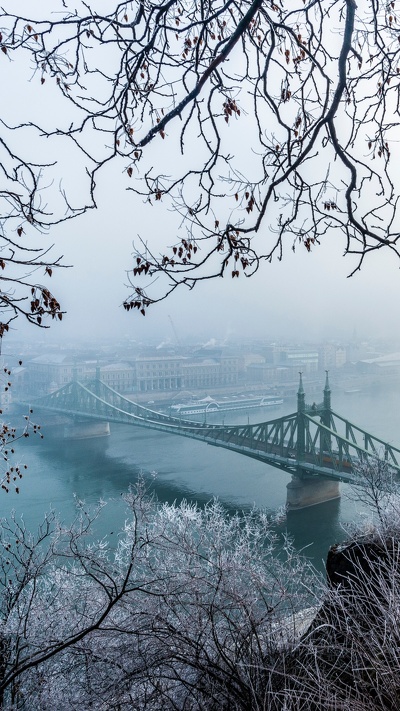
[1,0,399,316]
[0,131,66,336]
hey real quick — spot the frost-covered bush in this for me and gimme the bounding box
[0,483,319,710]
[2,474,400,710]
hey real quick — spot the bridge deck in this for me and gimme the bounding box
[27,378,400,484]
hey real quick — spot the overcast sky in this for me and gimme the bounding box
[15,191,397,347]
[3,1,400,348]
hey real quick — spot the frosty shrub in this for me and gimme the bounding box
[0,482,319,710]
[1,474,400,709]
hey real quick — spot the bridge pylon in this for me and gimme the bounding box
[287,372,340,510]
[296,372,306,462]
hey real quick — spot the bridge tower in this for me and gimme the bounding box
[71,366,79,409]
[323,369,331,415]
[63,364,110,440]
[320,370,332,455]
[296,372,306,462]
[286,373,341,510]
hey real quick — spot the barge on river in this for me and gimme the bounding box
[170,395,283,417]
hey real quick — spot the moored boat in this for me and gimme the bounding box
[170,395,283,416]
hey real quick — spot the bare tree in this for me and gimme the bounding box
[1,1,399,315]
[347,456,400,526]
[1,475,400,709]
[0,120,70,336]
[0,362,42,494]
[0,482,321,710]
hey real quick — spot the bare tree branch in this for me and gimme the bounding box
[1,1,400,317]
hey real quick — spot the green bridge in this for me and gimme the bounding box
[29,371,400,509]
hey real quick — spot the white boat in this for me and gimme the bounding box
[171,395,283,416]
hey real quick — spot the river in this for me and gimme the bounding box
[1,381,400,572]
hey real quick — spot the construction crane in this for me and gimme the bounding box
[168,315,181,347]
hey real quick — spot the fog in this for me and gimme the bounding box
[44,224,400,345]
[15,187,399,345]
[2,1,400,348]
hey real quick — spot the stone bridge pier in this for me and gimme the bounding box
[286,475,341,510]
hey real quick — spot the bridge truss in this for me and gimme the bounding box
[28,372,400,484]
